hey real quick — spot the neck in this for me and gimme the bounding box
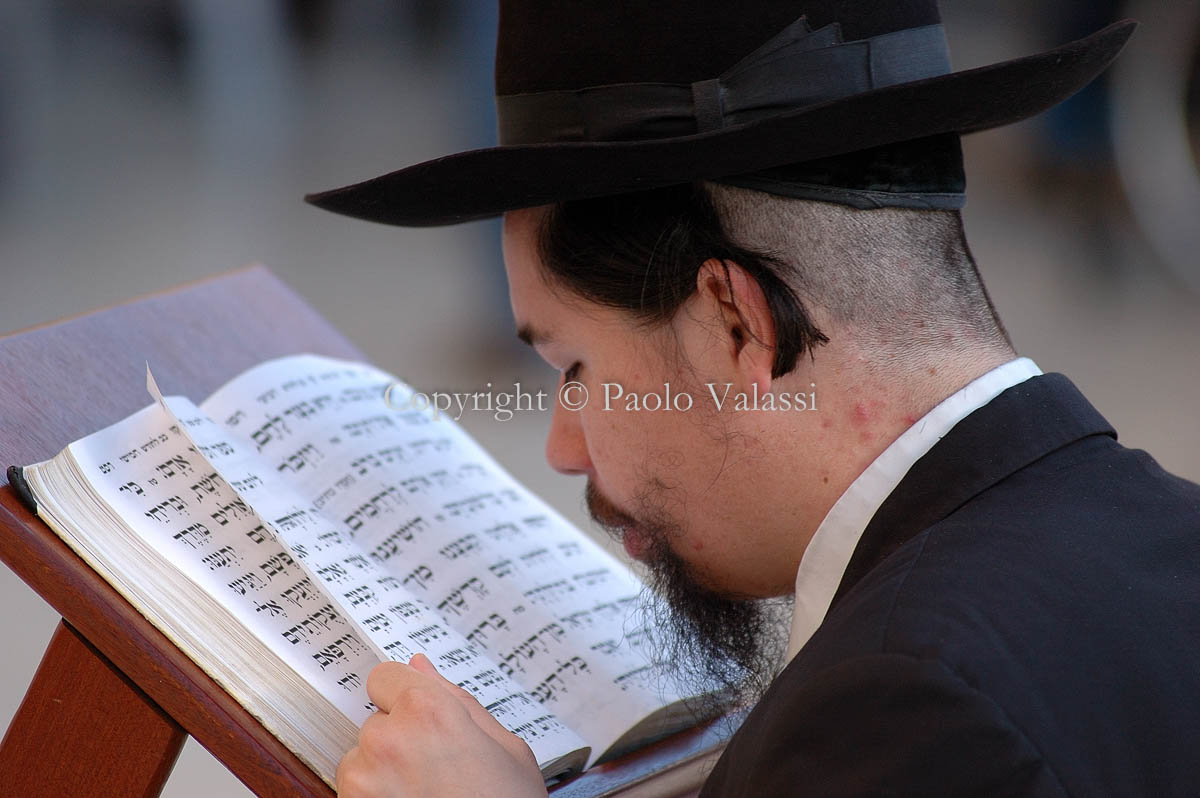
[745,340,1015,592]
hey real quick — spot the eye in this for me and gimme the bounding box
[562,362,582,382]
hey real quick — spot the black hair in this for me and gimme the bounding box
[536,182,1012,376]
[536,183,828,379]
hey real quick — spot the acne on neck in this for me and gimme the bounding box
[757,342,1014,575]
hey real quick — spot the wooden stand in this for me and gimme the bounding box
[0,266,727,797]
[1,621,186,798]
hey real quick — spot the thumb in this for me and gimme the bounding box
[409,654,539,766]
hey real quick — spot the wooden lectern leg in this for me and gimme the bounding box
[0,620,186,798]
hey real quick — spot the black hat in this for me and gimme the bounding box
[305,0,1136,227]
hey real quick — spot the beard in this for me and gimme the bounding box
[585,479,789,712]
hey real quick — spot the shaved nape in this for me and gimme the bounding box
[534,181,1013,384]
[703,182,1015,367]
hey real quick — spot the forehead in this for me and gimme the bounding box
[501,207,548,300]
[501,207,637,349]
[502,206,579,339]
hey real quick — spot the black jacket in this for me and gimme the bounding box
[701,373,1200,797]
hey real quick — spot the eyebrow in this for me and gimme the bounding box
[516,323,553,348]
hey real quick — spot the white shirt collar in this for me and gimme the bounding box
[784,357,1043,661]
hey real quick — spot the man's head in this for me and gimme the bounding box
[304,0,1134,703]
[503,183,1015,697]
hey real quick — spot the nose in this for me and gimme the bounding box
[545,389,592,476]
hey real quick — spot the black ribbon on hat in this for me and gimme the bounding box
[496,17,952,146]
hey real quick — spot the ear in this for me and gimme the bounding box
[693,258,776,395]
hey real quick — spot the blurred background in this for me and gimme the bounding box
[1,1,1197,795]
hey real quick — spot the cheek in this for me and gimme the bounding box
[583,400,787,590]
[582,400,713,512]
[578,402,647,488]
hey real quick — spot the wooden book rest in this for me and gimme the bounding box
[0,266,727,797]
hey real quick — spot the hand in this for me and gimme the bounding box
[336,653,548,798]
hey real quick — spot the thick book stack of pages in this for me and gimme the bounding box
[15,353,707,788]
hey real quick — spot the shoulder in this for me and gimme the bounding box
[814,429,1200,706]
[702,432,1200,798]
[701,649,1065,798]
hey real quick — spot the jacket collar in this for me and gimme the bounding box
[830,372,1117,608]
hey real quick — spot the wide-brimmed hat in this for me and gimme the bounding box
[305,0,1135,227]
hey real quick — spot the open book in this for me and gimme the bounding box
[10,353,709,789]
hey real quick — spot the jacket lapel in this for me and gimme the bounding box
[830,372,1116,608]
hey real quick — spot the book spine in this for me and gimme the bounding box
[6,466,38,515]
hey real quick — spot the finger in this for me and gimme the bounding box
[370,657,497,738]
[408,651,438,675]
[365,660,422,713]
[409,653,498,726]
[409,654,539,766]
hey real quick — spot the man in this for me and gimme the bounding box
[308,2,1200,796]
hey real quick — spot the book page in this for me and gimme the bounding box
[65,405,380,726]
[198,354,692,760]
[149,391,588,768]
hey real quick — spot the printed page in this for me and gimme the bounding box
[66,405,380,725]
[149,389,588,768]
[42,403,365,784]
[198,354,691,760]
[69,408,374,720]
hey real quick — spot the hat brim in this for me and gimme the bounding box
[306,20,1136,227]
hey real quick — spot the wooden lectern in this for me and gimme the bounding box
[0,266,728,798]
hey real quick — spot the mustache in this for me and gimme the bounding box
[585,479,638,534]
